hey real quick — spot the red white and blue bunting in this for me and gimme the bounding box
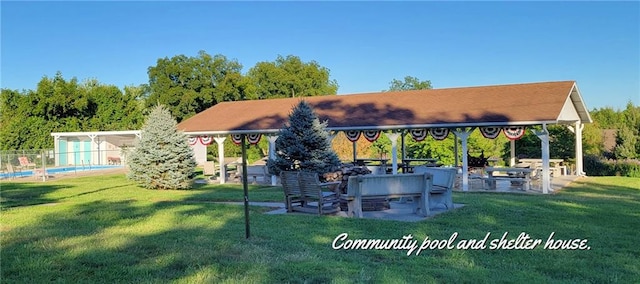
[247,133,262,145]
[199,136,213,145]
[344,130,361,142]
[231,134,243,145]
[188,137,198,145]
[503,126,526,140]
[430,128,450,140]
[362,130,381,142]
[479,127,501,139]
[410,128,429,141]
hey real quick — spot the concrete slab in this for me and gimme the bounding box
[218,200,463,222]
[215,175,579,222]
[456,175,580,194]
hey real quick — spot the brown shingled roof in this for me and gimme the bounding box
[177,80,590,135]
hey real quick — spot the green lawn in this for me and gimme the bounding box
[1,174,639,283]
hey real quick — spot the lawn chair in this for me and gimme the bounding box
[6,164,21,179]
[298,171,341,215]
[18,156,36,170]
[280,171,304,212]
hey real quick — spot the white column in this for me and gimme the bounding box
[267,135,278,186]
[88,134,97,165]
[54,135,60,167]
[454,127,475,191]
[454,135,459,167]
[533,125,551,194]
[214,136,227,184]
[510,140,516,166]
[384,132,401,175]
[568,122,585,176]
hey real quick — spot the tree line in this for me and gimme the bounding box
[0,51,338,150]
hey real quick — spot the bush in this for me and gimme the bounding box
[584,155,640,177]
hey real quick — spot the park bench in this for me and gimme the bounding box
[280,171,341,215]
[107,156,121,165]
[280,171,304,212]
[297,171,342,215]
[342,173,433,218]
[413,166,457,210]
[237,165,269,184]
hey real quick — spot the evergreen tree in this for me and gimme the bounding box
[268,101,340,176]
[127,105,196,189]
[613,125,637,159]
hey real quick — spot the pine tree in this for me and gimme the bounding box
[268,100,341,176]
[613,125,637,159]
[127,105,196,189]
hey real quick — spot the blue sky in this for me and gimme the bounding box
[2,1,638,110]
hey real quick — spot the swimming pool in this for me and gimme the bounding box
[1,165,124,179]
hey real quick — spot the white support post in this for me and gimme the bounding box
[214,136,227,184]
[54,135,60,167]
[568,122,586,176]
[510,140,516,167]
[88,134,97,165]
[384,132,401,175]
[454,127,475,191]
[534,125,551,194]
[267,135,278,186]
[401,131,406,161]
[454,135,459,167]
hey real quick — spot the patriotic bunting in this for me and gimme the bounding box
[344,130,361,142]
[410,129,429,141]
[247,133,262,145]
[188,137,198,146]
[363,130,381,142]
[430,128,450,140]
[199,136,213,145]
[231,134,243,145]
[503,126,526,140]
[479,127,501,139]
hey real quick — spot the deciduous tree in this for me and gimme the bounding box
[386,76,432,91]
[247,55,338,99]
[146,51,245,122]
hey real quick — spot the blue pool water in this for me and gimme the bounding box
[1,165,123,179]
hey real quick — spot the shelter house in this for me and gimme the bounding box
[177,81,592,194]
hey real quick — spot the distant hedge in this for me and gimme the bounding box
[584,155,640,178]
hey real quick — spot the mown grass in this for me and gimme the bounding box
[1,174,639,283]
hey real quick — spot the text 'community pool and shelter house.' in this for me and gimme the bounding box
[331,232,591,256]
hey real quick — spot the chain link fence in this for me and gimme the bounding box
[1,149,126,180]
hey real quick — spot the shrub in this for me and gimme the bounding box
[584,155,640,177]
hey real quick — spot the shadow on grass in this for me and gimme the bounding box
[0,182,70,208]
[2,176,639,282]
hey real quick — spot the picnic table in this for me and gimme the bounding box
[355,158,389,166]
[482,167,534,191]
[401,158,438,173]
[518,158,566,176]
